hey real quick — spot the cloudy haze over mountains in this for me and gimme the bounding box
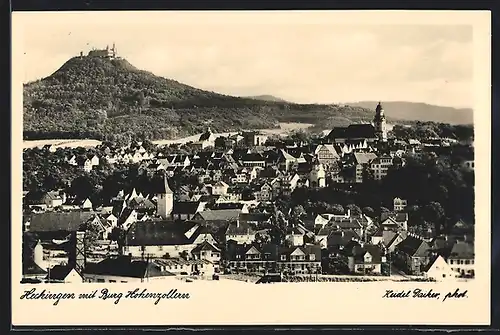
[18,12,473,109]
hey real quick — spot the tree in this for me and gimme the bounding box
[380,207,390,213]
[362,206,375,217]
[255,231,271,245]
[291,205,306,224]
[346,204,362,215]
[424,201,445,232]
[83,219,102,250]
[329,204,345,215]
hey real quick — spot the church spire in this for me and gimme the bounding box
[159,173,173,194]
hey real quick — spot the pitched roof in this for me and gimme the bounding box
[397,235,430,257]
[195,209,241,222]
[327,124,377,140]
[353,152,378,165]
[351,244,384,264]
[47,264,78,281]
[23,259,47,276]
[327,230,359,247]
[30,211,97,232]
[239,212,272,223]
[241,153,265,161]
[126,220,199,246]
[85,256,176,278]
[173,201,201,215]
[381,212,408,223]
[191,240,221,253]
[448,241,474,259]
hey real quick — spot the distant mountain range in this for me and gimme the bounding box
[22,55,473,141]
[344,101,473,125]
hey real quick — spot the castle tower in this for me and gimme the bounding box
[156,174,173,219]
[373,102,387,142]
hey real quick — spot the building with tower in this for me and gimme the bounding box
[156,174,174,219]
[373,102,388,142]
[87,43,118,59]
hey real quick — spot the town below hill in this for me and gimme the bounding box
[22,113,474,284]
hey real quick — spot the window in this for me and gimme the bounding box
[281,255,287,261]
[109,280,116,283]
[449,259,454,265]
[471,260,474,265]
[158,246,163,251]
[121,281,127,283]
[97,278,105,283]
[465,260,470,265]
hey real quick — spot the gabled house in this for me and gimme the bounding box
[285,227,305,247]
[46,264,84,283]
[314,144,341,167]
[447,241,475,278]
[172,201,205,221]
[423,255,457,281]
[212,181,229,196]
[224,243,279,274]
[346,243,385,275]
[191,240,221,265]
[380,212,409,231]
[394,234,431,275]
[225,221,257,245]
[277,245,322,275]
[253,182,273,202]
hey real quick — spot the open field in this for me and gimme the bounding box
[22,139,103,150]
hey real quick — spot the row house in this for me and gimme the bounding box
[224,243,322,275]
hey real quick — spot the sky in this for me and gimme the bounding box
[14,11,475,108]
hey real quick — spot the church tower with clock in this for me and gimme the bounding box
[373,101,388,142]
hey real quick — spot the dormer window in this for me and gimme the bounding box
[309,254,316,261]
[281,255,286,261]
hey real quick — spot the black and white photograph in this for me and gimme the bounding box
[12,10,491,326]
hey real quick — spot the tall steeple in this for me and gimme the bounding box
[156,173,173,219]
[373,101,387,142]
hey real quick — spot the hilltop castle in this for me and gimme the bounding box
[80,43,118,59]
